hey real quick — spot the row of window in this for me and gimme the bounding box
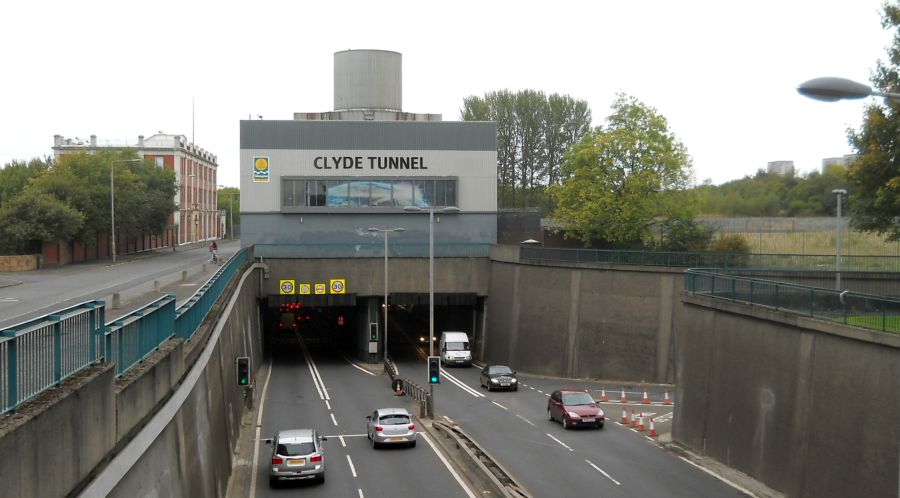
[281,179,457,208]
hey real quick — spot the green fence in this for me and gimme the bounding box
[685,269,900,334]
[520,246,900,272]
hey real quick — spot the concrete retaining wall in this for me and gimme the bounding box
[0,365,116,498]
[675,294,900,498]
[485,257,681,383]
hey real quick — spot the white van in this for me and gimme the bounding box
[439,331,472,367]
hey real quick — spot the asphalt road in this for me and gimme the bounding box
[0,240,241,329]
[250,334,474,498]
[388,317,750,498]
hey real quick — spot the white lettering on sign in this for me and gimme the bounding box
[313,156,427,171]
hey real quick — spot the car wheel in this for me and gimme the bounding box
[268,478,278,488]
[316,474,325,484]
[548,408,554,422]
[410,440,417,448]
[513,386,518,391]
[596,422,604,430]
[563,417,570,430]
[372,437,379,449]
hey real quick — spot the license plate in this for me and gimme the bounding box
[582,418,595,423]
[387,437,404,442]
[287,458,305,465]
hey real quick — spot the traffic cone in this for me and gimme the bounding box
[638,414,645,431]
[648,417,657,437]
[630,409,638,428]
[620,387,628,403]
[642,389,650,405]
[621,408,628,424]
[600,386,608,402]
[663,390,672,405]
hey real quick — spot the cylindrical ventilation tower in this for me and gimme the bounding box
[334,49,402,112]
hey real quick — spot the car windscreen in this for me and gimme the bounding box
[489,366,512,374]
[446,341,469,351]
[277,442,316,456]
[562,392,596,406]
[379,414,411,425]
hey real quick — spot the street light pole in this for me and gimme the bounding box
[110,158,141,264]
[833,189,847,290]
[368,227,405,360]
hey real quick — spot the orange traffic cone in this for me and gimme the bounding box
[648,417,658,437]
[600,386,608,402]
[620,387,628,403]
[642,389,650,405]
[621,408,628,424]
[663,390,672,405]
[630,410,638,428]
[638,414,646,431]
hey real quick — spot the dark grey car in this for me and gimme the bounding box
[479,364,518,391]
[265,428,327,486]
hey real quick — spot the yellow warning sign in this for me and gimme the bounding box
[298,283,311,295]
[279,280,295,295]
[330,279,346,294]
[314,283,326,295]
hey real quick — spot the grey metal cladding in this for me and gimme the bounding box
[240,120,496,151]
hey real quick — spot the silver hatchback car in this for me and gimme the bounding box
[265,428,327,486]
[366,408,417,448]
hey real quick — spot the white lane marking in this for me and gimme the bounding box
[339,436,346,448]
[677,457,759,497]
[545,393,550,397]
[420,433,478,498]
[249,360,274,498]
[516,414,536,426]
[546,433,574,451]
[326,433,367,438]
[346,455,358,477]
[297,337,330,400]
[491,401,508,410]
[537,390,544,394]
[586,459,622,486]
[529,386,536,390]
[341,353,376,376]
[358,489,364,498]
[0,297,19,302]
[325,400,331,410]
[645,436,655,441]
[440,368,484,398]
[331,413,338,426]
[443,415,455,424]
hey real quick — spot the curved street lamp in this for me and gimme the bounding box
[797,77,900,102]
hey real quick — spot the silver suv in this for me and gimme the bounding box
[366,408,417,448]
[266,428,327,486]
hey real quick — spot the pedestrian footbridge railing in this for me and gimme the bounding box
[0,248,250,415]
[685,268,900,334]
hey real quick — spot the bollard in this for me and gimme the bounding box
[112,293,121,309]
[154,280,160,292]
[181,270,188,282]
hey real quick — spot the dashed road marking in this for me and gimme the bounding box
[339,436,346,447]
[546,433,574,451]
[330,413,338,426]
[586,459,622,486]
[491,401,508,410]
[347,455,358,477]
[516,414,535,426]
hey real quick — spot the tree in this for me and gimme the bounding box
[0,157,51,208]
[846,2,900,240]
[461,90,591,212]
[217,187,240,236]
[0,190,84,254]
[548,94,694,246]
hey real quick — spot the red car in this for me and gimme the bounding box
[547,389,604,429]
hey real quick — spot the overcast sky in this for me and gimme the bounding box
[1,0,893,187]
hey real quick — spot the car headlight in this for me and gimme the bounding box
[490,378,499,383]
[567,411,580,418]
[419,336,426,342]
[510,378,517,383]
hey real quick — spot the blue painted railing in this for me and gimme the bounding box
[0,248,249,415]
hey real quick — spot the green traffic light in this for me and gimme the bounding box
[430,376,438,383]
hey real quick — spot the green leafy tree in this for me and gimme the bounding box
[0,190,84,254]
[461,90,591,212]
[0,157,51,208]
[549,94,694,246]
[845,2,900,240]
[217,187,240,236]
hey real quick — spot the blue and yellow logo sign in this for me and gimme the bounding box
[279,280,295,295]
[253,156,270,183]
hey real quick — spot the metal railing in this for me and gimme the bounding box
[0,248,250,415]
[685,269,900,334]
[254,242,492,259]
[521,246,900,272]
[1,301,106,415]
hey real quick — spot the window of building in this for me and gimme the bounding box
[155,156,164,167]
[281,178,457,209]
